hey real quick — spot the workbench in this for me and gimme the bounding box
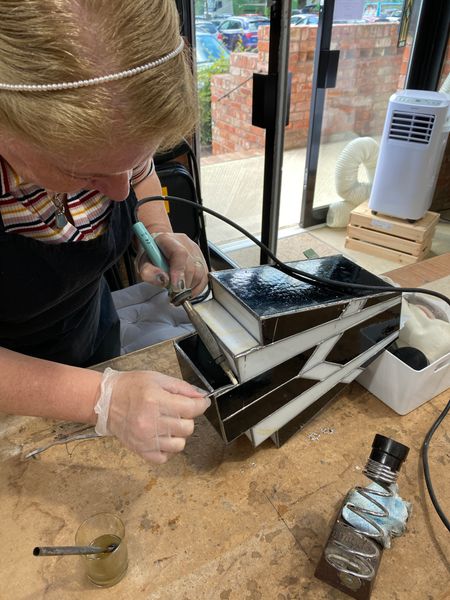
[1,257,449,600]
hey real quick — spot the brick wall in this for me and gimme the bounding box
[211,22,406,154]
[211,51,262,154]
[211,24,450,211]
[322,23,405,141]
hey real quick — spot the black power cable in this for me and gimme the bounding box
[136,195,450,306]
[421,397,450,532]
[135,193,450,532]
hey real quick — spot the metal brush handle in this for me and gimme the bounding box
[33,543,117,556]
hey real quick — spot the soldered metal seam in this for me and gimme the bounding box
[222,327,398,423]
[230,295,399,360]
[271,317,279,344]
[221,379,292,422]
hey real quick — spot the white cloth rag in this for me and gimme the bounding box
[112,282,194,354]
[398,295,450,364]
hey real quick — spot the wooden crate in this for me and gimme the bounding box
[345,202,440,265]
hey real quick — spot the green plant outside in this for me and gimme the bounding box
[198,55,230,147]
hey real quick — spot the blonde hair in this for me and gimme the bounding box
[0,0,197,154]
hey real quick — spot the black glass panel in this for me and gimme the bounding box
[273,382,346,448]
[211,255,394,319]
[325,305,401,366]
[261,303,346,344]
[216,347,315,420]
[364,293,397,309]
[221,376,318,442]
[176,334,231,389]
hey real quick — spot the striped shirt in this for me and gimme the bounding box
[0,156,154,243]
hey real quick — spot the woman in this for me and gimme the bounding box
[0,0,211,463]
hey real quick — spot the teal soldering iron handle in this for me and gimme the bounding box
[133,222,170,273]
[132,221,239,386]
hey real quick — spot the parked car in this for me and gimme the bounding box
[291,14,319,25]
[386,9,402,21]
[363,13,390,22]
[196,32,230,71]
[211,14,233,28]
[195,20,219,37]
[217,15,270,51]
[299,4,320,14]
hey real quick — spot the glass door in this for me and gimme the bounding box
[192,2,272,265]
[299,0,424,227]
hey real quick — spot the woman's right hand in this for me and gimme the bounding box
[94,368,211,463]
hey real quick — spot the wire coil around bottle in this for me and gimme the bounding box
[364,457,399,485]
[324,458,397,580]
[325,522,380,581]
[345,483,391,541]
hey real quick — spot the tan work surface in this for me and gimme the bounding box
[1,260,449,599]
[385,252,450,288]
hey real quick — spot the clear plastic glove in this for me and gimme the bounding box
[137,232,208,297]
[94,368,211,463]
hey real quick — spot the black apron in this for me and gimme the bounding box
[0,190,136,366]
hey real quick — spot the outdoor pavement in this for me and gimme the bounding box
[199,141,450,275]
[200,139,358,245]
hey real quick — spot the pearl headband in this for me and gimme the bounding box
[0,38,184,92]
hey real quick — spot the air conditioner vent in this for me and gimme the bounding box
[388,111,435,144]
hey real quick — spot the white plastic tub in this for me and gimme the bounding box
[357,348,450,415]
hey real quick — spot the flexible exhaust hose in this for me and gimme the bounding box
[335,137,379,204]
[327,137,379,228]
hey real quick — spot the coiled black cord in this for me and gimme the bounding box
[135,195,450,306]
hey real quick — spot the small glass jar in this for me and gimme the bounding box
[75,513,128,587]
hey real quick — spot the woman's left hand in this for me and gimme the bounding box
[138,232,208,298]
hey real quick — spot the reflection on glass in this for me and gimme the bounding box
[192,2,426,258]
[311,1,420,212]
[194,4,268,255]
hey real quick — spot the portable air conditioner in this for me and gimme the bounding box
[369,89,450,220]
